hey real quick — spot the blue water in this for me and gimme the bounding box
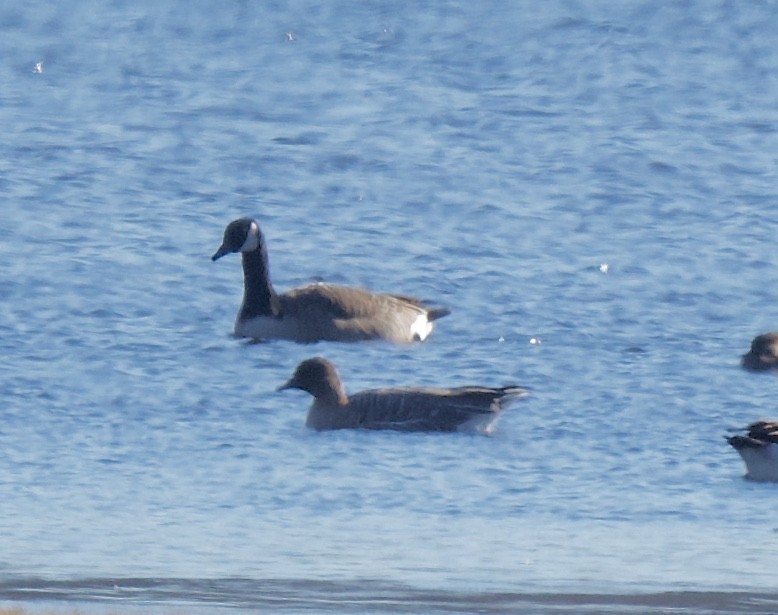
[2,1,778,613]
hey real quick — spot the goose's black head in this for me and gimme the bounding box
[212,218,261,261]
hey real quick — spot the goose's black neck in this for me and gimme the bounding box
[240,243,281,320]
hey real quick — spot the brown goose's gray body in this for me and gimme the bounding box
[278,357,529,434]
[741,333,778,371]
[726,419,778,482]
[212,218,449,343]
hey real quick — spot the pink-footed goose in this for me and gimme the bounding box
[278,357,529,435]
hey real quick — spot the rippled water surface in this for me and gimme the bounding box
[2,1,778,613]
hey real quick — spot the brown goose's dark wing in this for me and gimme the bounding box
[280,284,426,317]
[278,284,449,342]
[347,386,528,432]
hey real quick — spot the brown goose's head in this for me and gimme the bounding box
[278,357,348,405]
[742,333,778,371]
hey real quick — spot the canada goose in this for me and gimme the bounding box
[726,419,778,482]
[741,333,778,371]
[212,218,450,343]
[278,357,529,434]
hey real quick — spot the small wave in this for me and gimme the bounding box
[0,578,776,614]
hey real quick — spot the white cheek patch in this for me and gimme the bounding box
[240,221,260,252]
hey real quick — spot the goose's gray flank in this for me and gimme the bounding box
[212,218,450,343]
